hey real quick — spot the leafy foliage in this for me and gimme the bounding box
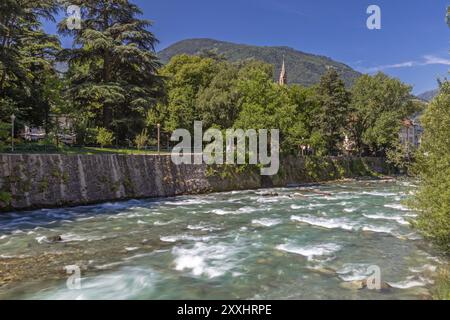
[350,73,419,156]
[0,121,10,151]
[314,68,351,155]
[58,0,164,143]
[0,0,60,129]
[96,127,114,148]
[154,55,326,154]
[0,2,421,162]
[197,61,241,129]
[157,54,216,132]
[134,128,149,150]
[410,82,450,254]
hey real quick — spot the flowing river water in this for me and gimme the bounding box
[0,179,443,299]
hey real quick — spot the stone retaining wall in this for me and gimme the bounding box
[0,154,392,211]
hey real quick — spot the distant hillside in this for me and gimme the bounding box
[417,89,439,102]
[158,38,362,87]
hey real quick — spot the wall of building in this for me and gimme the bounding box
[0,154,393,212]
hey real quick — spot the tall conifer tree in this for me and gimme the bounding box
[315,68,351,155]
[58,0,163,142]
[0,0,59,127]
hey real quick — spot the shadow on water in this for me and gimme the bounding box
[0,198,170,235]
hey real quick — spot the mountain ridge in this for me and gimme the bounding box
[417,89,439,102]
[158,38,362,87]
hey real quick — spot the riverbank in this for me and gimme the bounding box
[0,154,394,212]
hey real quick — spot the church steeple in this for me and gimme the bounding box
[278,58,287,86]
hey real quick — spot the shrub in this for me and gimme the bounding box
[96,127,114,148]
[134,128,149,150]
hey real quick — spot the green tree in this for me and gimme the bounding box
[58,0,163,143]
[0,0,60,128]
[315,68,351,155]
[18,30,62,131]
[158,54,216,132]
[286,85,322,153]
[234,60,312,153]
[410,82,450,254]
[159,56,321,154]
[350,73,417,156]
[0,0,57,93]
[234,60,282,131]
[196,62,241,129]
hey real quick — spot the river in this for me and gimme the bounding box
[0,179,443,299]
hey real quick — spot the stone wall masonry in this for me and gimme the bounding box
[0,154,393,212]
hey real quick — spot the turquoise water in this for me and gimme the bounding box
[0,179,442,299]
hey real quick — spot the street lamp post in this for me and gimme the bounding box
[10,114,15,152]
[157,123,161,155]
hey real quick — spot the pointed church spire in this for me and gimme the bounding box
[278,57,287,86]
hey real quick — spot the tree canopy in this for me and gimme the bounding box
[410,82,450,254]
[350,73,419,156]
[0,0,420,158]
[0,0,60,130]
[58,0,164,143]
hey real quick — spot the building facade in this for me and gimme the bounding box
[399,114,423,148]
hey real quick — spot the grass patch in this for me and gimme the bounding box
[1,144,171,155]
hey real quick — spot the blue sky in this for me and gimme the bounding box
[45,0,450,94]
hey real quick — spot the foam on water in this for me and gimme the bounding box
[384,204,411,211]
[160,234,213,243]
[153,219,177,226]
[276,242,341,261]
[251,218,282,227]
[336,263,373,281]
[361,225,394,234]
[172,242,239,278]
[211,206,258,215]
[187,225,221,232]
[290,204,307,210]
[36,267,159,300]
[211,209,233,215]
[291,215,356,231]
[363,213,409,225]
[387,277,429,289]
[164,198,213,206]
[256,198,279,203]
[409,264,437,273]
[362,191,398,197]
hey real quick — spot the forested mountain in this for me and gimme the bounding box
[158,38,362,87]
[417,89,439,102]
